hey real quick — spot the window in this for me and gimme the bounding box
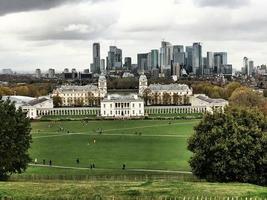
[103,104,106,108]
[110,104,112,108]
[104,111,106,115]
[139,110,141,114]
[110,111,112,115]
[139,103,141,108]
[132,103,135,108]
[133,110,135,115]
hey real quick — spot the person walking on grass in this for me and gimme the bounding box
[76,158,80,164]
[49,160,52,166]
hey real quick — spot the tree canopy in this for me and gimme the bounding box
[0,98,32,180]
[188,107,267,185]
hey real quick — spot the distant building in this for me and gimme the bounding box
[107,46,122,70]
[151,49,159,69]
[100,94,144,118]
[249,60,254,76]
[137,53,148,71]
[243,57,249,75]
[173,45,185,67]
[35,69,41,79]
[100,59,105,73]
[48,68,55,79]
[214,52,227,74]
[2,69,13,75]
[185,46,193,73]
[171,63,181,78]
[192,43,202,75]
[92,43,101,74]
[124,57,132,70]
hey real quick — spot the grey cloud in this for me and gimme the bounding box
[193,0,250,8]
[0,0,104,16]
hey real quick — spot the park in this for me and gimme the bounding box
[1,118,265,199]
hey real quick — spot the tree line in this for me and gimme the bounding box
[0,83,54,97]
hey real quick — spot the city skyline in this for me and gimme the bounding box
[0,0,266,71]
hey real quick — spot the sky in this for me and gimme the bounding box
[0,0,266,73]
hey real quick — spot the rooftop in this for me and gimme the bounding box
[195,95,228,104]
[102,93,143,103]
[148,83,191,91]
[57,84,98,92]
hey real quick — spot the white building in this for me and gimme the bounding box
[139,74,193,105]
[22,98,53,119]
[52,74,107,107]
[2,96,53,119]
[190,94,228,112]
[100,94,144,118]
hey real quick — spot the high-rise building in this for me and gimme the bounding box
[151,49,159,69]
[243,57,249,75]
[35,69,41,79]
[185,46,193,73]
[207,52,214,70]
[48,68,55,79]
[124,57,132,70]
[214,52,227,74]
[92,43,101,74]
[100,59,105,73]
[137,53,148,71]
[171,63,181,78]
[160,41,172,69]
[192,43,202,75]
[173,45,185,66]
[107,46,122,70]
[248,60,254,76]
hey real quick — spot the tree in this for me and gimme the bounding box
[162,92,171,105]
[53,95,62,107]
[188,107,267,185]
[173,93,179,105]
[229,87,264,107]
[0,98,32,180]
[143,88,152,106]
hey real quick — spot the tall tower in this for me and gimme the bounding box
[139,74,148,96]
[93,43,101,74]
[98,74,107,98]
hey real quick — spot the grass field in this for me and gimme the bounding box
[27,119,199,175]
[0,180,266,199]
[4,119,267,199]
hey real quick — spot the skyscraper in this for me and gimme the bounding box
[160,41,172,69]
[137,53,148,71]
[173,45,185,66]
[207,52,214,70]
[185,46,193,73]
[192,43,202,75]
[213,52,227,74]
[248,60,254,76]
[243,57,249,75]
[107,46,122,70]
[151,49,159,69]
[35,69,41,79]
[124,57,132,70]
[92,43,101,74]
[100,59,105,73]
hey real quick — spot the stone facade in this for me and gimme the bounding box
[100,94,144,118]
[52,75,107,107]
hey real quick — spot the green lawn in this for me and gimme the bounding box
[0,180,266,199]
[26,120,199,176]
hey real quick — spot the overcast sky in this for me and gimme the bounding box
[0,0,266,72]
